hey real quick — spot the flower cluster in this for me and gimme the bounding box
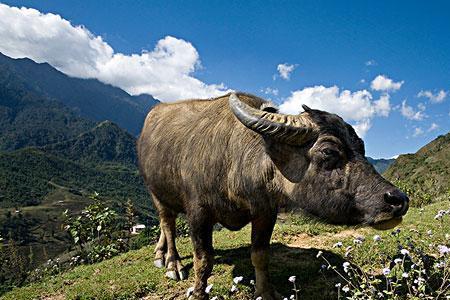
[317,207,450,299]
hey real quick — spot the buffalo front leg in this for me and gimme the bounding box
[188,208,214,300]
[251,214,279,300]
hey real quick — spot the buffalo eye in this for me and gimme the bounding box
[321,148,338,157]
[319,148,342,169]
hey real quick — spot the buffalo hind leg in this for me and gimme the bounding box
[152,195,187,280]
[189,207,214,300]
[251,214,280,300]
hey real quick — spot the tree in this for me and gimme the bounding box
[125,198,135,233]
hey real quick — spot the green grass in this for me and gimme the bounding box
[2,201,449,300]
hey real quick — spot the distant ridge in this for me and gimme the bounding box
[384,132,450,197]
[366,157,395,174]
[0,52,159,135]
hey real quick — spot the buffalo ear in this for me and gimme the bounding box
[302,104,312,112]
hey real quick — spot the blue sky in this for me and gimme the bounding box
[1,1,449,158]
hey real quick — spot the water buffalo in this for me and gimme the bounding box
[137,92,409,300]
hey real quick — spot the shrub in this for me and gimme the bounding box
[63,192,126,264]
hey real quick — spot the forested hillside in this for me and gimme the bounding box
[384,132,450,199]
[0,53,159,284]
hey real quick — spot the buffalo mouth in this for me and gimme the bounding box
[370,216,403,230]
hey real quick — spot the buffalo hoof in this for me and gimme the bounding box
[153,258,164,269]
[164,260,188,281]
[165,270,178,280]
[188,292,208,300]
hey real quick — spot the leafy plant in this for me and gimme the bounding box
[63,192,127,263]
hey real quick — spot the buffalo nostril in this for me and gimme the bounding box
[384,190,409,217]
[384,191,403,206]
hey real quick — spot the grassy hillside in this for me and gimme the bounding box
[2,201,449,300]
[384,132,450,200]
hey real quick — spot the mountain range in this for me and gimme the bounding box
[0,52,159,267]
[0,53,158,136]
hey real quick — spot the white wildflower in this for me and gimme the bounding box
[382,267,391,275]
[354,236,364,244]
[402,272,409,278]
[316,250,323,258]
[438,245,450,255]
[333,241,343,248]
[205,284,213,294]
[250,279,255,285]
[230,285,238,293]
[400,249,409,256]
[344,247,352,257]
[186,286,194,297]
[343,262,351,273]
[342,285,350,293]
[335,283,341,288]
[427,230,433,236]
[288,275,296,283]
[373,235,381,242]
[233,276,243,284]
[394,258,402,265]
[435,212,443,220]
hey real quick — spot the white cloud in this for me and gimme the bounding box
[0,3,230,101]
[279,85,391,137]
[428,123,439,132]
[374,94,391,117]
[261,87,279,96]
[400,100,426,121]
[276,63,297,80]
[412,127,424,137]
[365,60,377,66]
[417,89,448,103]
[370,75,404,92]
[352,120,372,138]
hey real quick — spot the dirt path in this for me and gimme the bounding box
[286,228,371,249]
